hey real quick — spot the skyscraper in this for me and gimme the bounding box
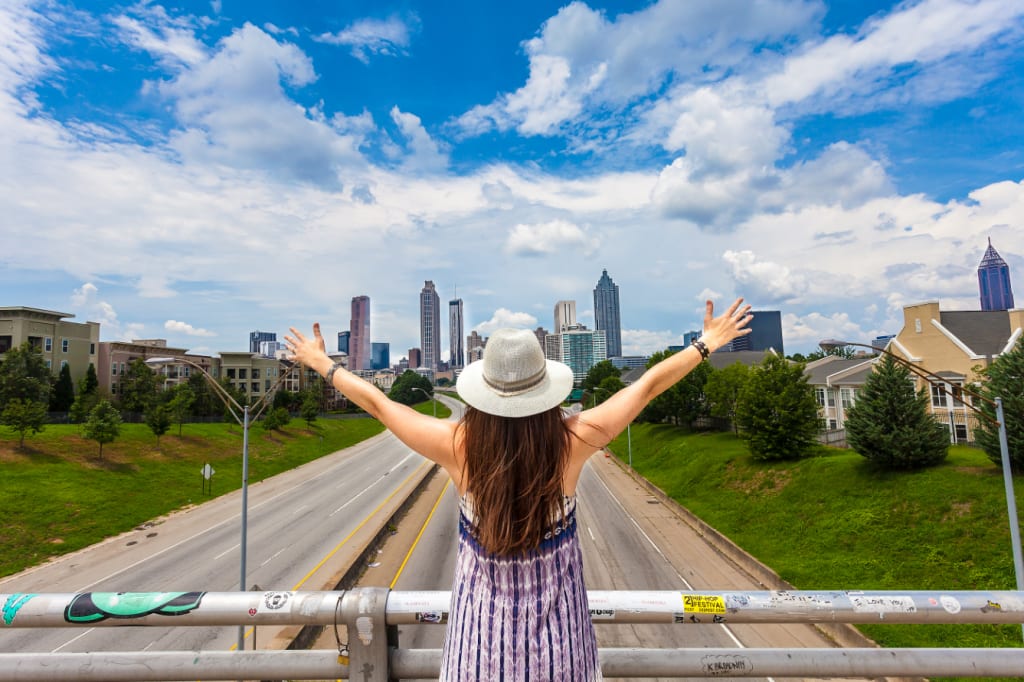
[249,330,276,354]
[420,281,441,370]
[721,310,784,355]
[349,295,371,371]
[593,269,622,358]
[554,300,576,332]
[449,297,464,369]
[337,331,350,354]
[978,238,1015,311]
[371,342,390,371]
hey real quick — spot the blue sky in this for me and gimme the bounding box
[2,0,1022,360]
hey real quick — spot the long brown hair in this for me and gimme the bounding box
[458,405,573,556]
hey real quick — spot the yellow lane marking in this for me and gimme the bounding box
[390,479,451,589]
[229,460,432,651]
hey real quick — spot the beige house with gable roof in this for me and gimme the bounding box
[888,301,1022,442]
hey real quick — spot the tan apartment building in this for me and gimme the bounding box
[0,307,100,385]
[804,356,875,431]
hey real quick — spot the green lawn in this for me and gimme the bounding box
[608,423,1024,672]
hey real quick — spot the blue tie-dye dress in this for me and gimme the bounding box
[440,496,603,681]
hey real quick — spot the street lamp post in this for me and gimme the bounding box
[819,340,1023,636]
[145,356,297,651]
[411,386,436,417]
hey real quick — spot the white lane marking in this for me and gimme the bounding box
[51,629,92,653]
[330,452,417,517]
[584,466,749,652]
[588,525,596,541]
[261,548,285,567]
[214,543,240,561]
[292,505,309,515]
[68,443,414,592]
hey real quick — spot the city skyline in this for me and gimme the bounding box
[3,2,1023,358]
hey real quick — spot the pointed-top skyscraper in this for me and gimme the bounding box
[978,238,1015,311]
[593,269,622,358]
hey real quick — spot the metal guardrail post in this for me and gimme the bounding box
[342,586,392,681]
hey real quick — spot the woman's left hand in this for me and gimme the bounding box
[284,323,329,373]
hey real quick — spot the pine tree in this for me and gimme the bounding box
[975,338,1024,470]
[845,355,949,469]
[734,354,820,461]
[51,363,76,412]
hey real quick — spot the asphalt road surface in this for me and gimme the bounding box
[0,426,432,655]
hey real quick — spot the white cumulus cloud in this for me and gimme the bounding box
[165,319,216,337]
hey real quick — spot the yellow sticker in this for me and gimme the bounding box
[682,595,726,614]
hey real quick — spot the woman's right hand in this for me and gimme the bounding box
[700,298,753,352]
[285,323,331,375]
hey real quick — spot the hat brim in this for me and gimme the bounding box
[456,359,575,418]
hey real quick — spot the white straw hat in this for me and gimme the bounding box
[456,328,574,417]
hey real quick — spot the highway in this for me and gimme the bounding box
[0,426,432,655]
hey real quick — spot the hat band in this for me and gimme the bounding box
[483,365,547,397]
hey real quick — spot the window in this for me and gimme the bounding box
[44,337,52,352]
[827,391,836,407]
[954,423,968,443]
[112,364,118,375]
[62,339,69,353]
[238,368,248,380]
[120,362,126,375]
[950,383,967,408]
[227,368,236,379]
[931,384,948,408]
[815,388,826,407]
[265,379,271,391]
[828,419,838,430]
[251,382,260,393]
[840,387,856,409]
[0,336,12,353]
[252,368,260,379]
[60,360,68,369]
[89,343,95,355]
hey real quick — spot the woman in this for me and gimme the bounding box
[286,297,752,681]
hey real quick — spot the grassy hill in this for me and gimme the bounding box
[608,423,1024,660]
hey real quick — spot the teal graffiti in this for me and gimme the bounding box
[64,592,206,623]
[2,593,37,625]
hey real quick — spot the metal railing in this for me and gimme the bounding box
[2,587,1023,679]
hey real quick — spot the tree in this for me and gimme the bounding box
[83,399,122,458]
[70,364,100,424]
[637,350,711,428]
[0,342,51,441]
[301,390,319,426]
[80,363,99,396]
[117,359,159,415]
[704,362,752,433]
[145,404,171,445]
[389,370,434,406]
[0,342,51,407]
[272,387,297,412]
[1,398,48,447]
[734,355,821,461]
[582,360,620,393]
[50,363,75,412]
[845,355,949,469]
[260,406,290,432]
[975,337,1024,470]
[187,373,220,417]
[165,384,195,436]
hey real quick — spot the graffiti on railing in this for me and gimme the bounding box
[2,593,36,625]
[63,592,206,623]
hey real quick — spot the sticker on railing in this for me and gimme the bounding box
[701,653,753,676]
[682,594,726,614]
[588,608,615,620]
